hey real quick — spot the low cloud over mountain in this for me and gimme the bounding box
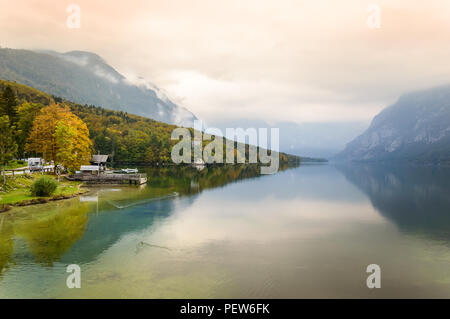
[337,85,450,164]
[0,48,197,126]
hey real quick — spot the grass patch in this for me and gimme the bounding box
[0,174,84,206]
[4,160,27,170]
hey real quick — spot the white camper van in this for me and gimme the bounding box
[27,158,44,171]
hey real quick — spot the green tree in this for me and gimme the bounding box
[17,102,43,158]
[93,130,112,155]
[0,116,18,184]
[0,86,18,125]
[144,146,158,163]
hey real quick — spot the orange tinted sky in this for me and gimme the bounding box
[1,0,450,124]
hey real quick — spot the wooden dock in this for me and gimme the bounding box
[67,172,147,185]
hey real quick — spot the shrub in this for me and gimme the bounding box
[30,176,58,197]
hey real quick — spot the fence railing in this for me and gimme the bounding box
[3,165,54,176]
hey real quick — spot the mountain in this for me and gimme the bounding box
[0,48,196,126]
[0,79,300,166]
[336,85,450,164]
[207,118,367,159]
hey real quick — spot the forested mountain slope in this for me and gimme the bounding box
[0,48,196,126]
[0,79,299,166]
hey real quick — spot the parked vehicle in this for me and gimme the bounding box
[27,158,44,171]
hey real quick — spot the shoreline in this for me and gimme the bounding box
[0,185,88,213]
[0,175,89,213]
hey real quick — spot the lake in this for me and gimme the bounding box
[1,163,450,298]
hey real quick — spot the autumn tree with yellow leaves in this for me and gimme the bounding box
[26,104,92,172]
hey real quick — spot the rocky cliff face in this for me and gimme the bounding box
[337,85,450,163]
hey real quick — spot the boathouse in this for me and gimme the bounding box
[91,154,109,171]
[68,154,147,184]
[79,165,100,174]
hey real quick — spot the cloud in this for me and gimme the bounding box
[2,0,450,125]
[124,75,171,104]
[60,54,89,67]
[93,66,119,84]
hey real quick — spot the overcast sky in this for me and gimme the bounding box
[2,0,450,125]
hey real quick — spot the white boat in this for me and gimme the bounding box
[121,168,138,174]
[192,158,205,171]
[193,159,205,165]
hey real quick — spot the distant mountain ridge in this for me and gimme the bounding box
[0,48,197,126]
[208,118,367,159]
[0,79,300,166]
[337,85,450,164]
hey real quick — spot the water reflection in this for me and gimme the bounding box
[0,216,14,276]
[0,200,90,275]
[59,197,184,264]
[142,164,287,196]
[2,163,450,298]
[337,163,450,243]
[0,164,289,277]
[15,202,90,266]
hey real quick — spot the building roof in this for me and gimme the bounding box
[91,155,109,163]
[80,165,100,171]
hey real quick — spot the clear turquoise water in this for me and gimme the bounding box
[1,164,450,298]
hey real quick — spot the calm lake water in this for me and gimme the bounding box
[1,163,450,298]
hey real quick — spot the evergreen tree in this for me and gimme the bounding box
[0,116,18,184]
[0,86,18,125]
[16,102,43,158]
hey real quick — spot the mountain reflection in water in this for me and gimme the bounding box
[337,163,450,243]
[1,162,450,298]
